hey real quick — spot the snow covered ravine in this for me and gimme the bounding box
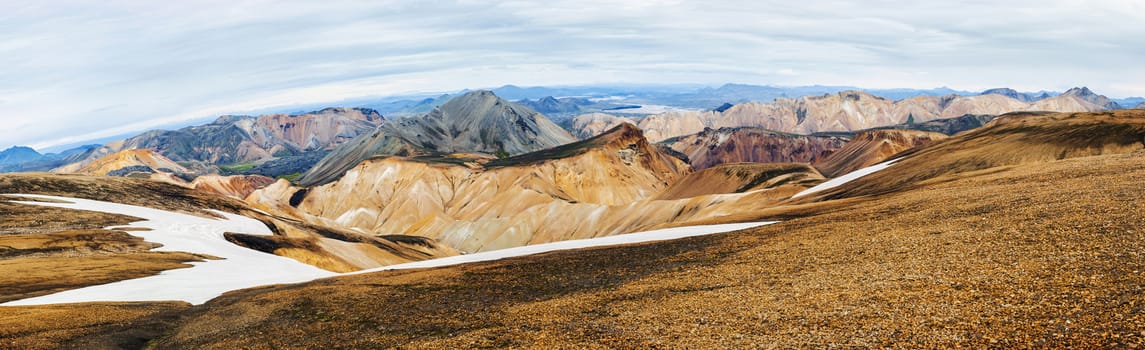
[1,194,337,306]
[792,159,899,198]
[1,194,775,306]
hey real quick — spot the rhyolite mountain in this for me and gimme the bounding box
[660,127,849,170]
[63,149,188,176]
[1031,87,1121,111]
[570,87,1122,142]
[812,129,947,178]
[979,88,1053,102]
[59,108,384,174]
[873,114,999,135]
[253,123,689,253]
[297,90,577,186]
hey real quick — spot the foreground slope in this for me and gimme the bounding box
[811,110,1145,200]
[145,148,1145,348]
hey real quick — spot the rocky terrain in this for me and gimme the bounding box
[571,87,1120,142]
[661,127,849,169]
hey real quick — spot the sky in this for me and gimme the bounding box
[3,0,1144,151]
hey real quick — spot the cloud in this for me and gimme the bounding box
[2,0,1144,150]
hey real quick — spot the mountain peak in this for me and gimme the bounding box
[2,145,37,153]
[1060,87,1120,110]
[299,89,576,186]
[1063,86,1096,97]
[0,146,43,166]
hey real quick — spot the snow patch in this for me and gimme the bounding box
[793,159,898,198]
[1,194,337,306]
[352,221,776,273]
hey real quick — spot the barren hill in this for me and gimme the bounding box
[190,174,276,199]
[661,127,848,169]
[255,124,691,253]
[60,149,189,177]
[656,163,824,200]
[813,129,947,178]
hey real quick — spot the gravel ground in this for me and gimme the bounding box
[148,151,1145,349]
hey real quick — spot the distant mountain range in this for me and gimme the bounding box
[0,144,101,172]
[357,83,1129,120]
[54,107,384,177]
[570,86,1122,142]
[1,84,1131,184]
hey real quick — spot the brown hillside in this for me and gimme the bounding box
[814,110,1145,200]
[656,163,824,200]
[62,149,188,176]
[662,127,848,169]
[190,174,276,199]
[814,129,947,178]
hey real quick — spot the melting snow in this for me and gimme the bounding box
[792,159,898,198]
[353,221,777,273]
[2,194,775,306]
[1,194,337,306]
